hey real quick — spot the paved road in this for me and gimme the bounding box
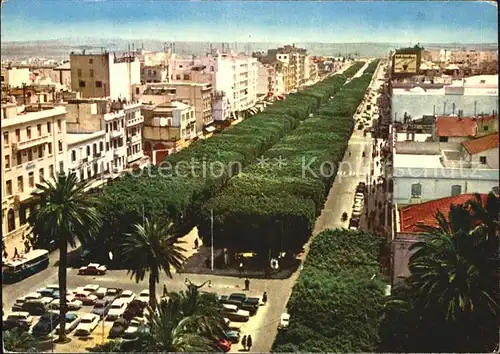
[3,60,380,353]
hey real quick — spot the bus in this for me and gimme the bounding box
[2,249,50,284]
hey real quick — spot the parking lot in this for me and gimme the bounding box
[4,282,272,353]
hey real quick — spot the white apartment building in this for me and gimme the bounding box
[67,131,107,182]
[70,52,141,101]
[2,107,67,242]
[1,67,31,88]
[256,61,285,97]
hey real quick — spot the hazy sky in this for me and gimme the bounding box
[1,0,498,43]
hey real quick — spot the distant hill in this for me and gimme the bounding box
[1,39,497,60]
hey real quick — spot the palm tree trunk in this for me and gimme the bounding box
[149,270,157,310]
[57,239,68,342]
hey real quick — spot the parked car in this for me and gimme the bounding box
[216,338,231,352]
[224,330,240,344]
[241,297,260,316]
[55,313,81,334]
[73,291,98,306]
[108,318,129,339]
[279,313,290,330]
[3,312,33,331]
[91,299,112,318]
[32,312,60,337]
[37,288,60,299]
[106,299,128,321]
[83,284,100,293]
[11,298,27,312]
[121,323,150,351]
[104,288,123,302]
[78,263,107,276]
[119,290,136,303]
[20,300,48,315]
[121,318,144,340]
[24,292,43,302]
[137,290,149,304]
[95,288,108,299]
[221,304,250,322]
[48,298,83,311]
[123,300,146,321]
[74,313,100,336]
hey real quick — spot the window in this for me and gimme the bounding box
[106,142,109,151]
[183,74,190,80]
[210,66,214,71]
[19,205,27,225]
[59,162,64,173]
[5,155,10,169]
[16,151,22,165]
[99,141,103,151]
[135,87,140,95]
[480,156,487,164]
[28,172,34,188]
[57,119,62,131]
[179,65,183,68]
[439,136,448,142]
[451,185,462,196]
[38,145,43,158]
[89,58,93,64]
[95,81,103,88]
[17,176,24,193]
[48,143,52,154]
[484,126,489,131]
[3,131,8,145]
[6,180,12,196]
[27,149,32,161]
[90,69,94,77]
[79,80,86,87]
[86,146,91,156]
[113,121,117,130]
[37,124,42,136]
[26,127,31,139]
[411,183,422,198]
[15,129,20,142]
[106,124,109,133]
[47,122,51,133]
[7,209,15,232]
[71,150,76,162]
[93,143,97,155]
[176,75,181,80]
[49,165,54,177]
[121,119,124,128]
[58,140,63,152]
[77,68,82,77]
[39,168,44,182]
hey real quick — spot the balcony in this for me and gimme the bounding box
[110,129,123,138]
[12,135,50,151]
[127,115,144,127]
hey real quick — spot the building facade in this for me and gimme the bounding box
[2,107,67,243]
[1,67,31,89]
[67,131,107,183]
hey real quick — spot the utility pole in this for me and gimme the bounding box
[210,209,214,271]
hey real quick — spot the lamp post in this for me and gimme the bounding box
[101,251,114,344]
[210,209,214,271]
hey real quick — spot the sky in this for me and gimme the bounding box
[1,0,498,43]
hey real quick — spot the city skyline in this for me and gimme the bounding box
[1,0,498,43]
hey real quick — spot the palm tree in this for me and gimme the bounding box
[4,329,37,352]
[121,218,187,309]
[28,172,101,342]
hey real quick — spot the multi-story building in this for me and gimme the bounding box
[142,101,196,162]
[67,130,107,184]
[1,67,31,89]
[268,45,307,91]
[2,106,67,244]
[140,65,171,83]
[133,81,213,134]
[70,52,141,100]
[256,61,286,97]
[51,62,72,88]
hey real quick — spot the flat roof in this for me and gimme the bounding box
[67,131,105,145]
[1,107,66,129]
[396,133,432,142]
[393,153,443,168]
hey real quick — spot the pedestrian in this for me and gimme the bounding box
[262,292,267,305]
[246,335,253,352]
[3,250,8,259]
[194,238,199,249]
[13,247,19,258]
[241,335,247,351]
[163,284,168,297]
[244,278,250,291]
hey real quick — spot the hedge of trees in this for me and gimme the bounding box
[199,62,378,255]
[272,229,386,352]
[89,62,366,262]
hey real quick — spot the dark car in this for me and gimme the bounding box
[224,330,240,344]
[21,301,48,316]
[123,300,146,321]
[108,318,129,339]
[91,299,112,318]
[32,312,60,337]
[37,288,60,299]
[219,293,247,307]
[3,313,32,331]
[241,297,260,316]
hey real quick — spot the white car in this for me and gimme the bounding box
[119,290,136,303]
[122,318,144,339]
[3,311,33,329]
[83,284,100,293]
[24,292,42,301]
[106,299,128,321]
[279,313,290,330]
[137,290,150,304]
[95,287,108,299]
[78,263,107,275]
[74,313,100,336]
[48,298,83,311]
[221,304,250,322]
[46,284,59,291]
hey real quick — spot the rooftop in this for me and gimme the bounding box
[462,133,499,155]
[399,193,488,233]
[393,153,442,168]
[1,106,66,129]
[435,116,477,137]
[67,131,106,146]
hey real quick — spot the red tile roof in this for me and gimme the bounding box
[399,193,488,233]
[462,133,499,155]
[435,116,477,137]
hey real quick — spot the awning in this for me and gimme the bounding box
[204,126,216,133]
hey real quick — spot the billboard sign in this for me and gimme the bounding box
[393,53,418,74]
